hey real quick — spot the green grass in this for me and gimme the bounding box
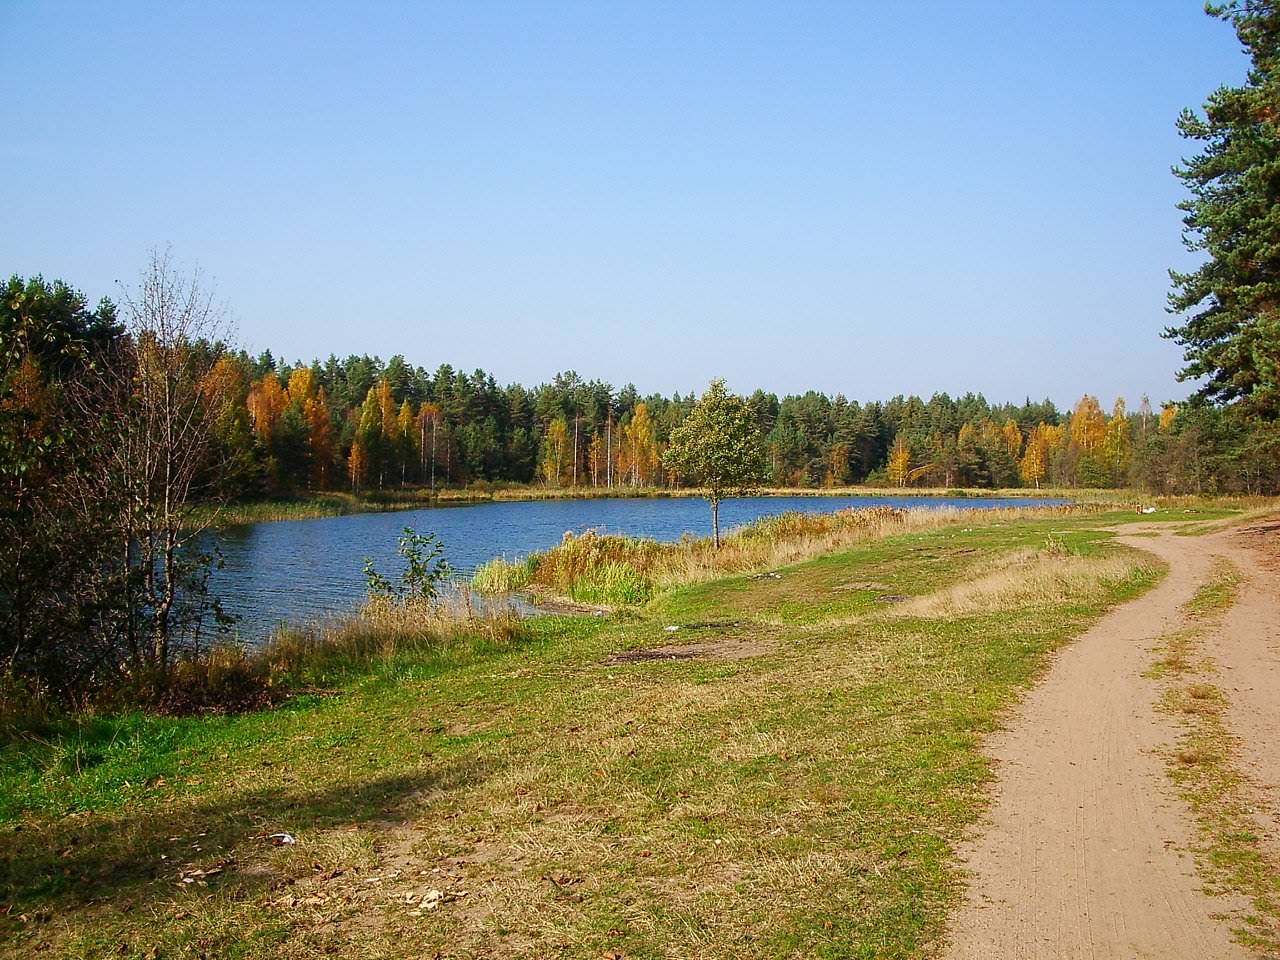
[0,510,1173,958]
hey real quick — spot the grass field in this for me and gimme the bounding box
[0,503,1204,959]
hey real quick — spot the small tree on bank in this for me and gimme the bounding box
[663,379,767,548]
[100,251,234,683]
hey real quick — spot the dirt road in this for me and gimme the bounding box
[941,521,1279,959]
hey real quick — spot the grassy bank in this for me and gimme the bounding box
[472,502,1120,606]
[0,504,1191,959]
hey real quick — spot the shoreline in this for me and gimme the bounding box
[194,485,1124,527]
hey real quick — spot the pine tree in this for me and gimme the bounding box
[1167,1,1280,417]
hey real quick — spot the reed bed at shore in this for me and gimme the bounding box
[258,597,526,683]
[473,503,1099,606]
[188,493,415,527]
[25,600,531,719]
[190,483,1153,528]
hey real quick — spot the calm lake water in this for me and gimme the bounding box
[207,494,1069,642]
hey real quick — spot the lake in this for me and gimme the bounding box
[207,494,1069,641]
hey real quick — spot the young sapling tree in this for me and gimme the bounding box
[663,379,767,548]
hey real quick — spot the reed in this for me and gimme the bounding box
[472,503,1096,606]
[190,493,427,527]
[470,555,537,593]
[60,599,530,716]
[255,598,525,686]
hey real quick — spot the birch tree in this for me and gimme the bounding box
[97,251,232,683]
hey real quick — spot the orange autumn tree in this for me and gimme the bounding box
[540,417,569,486]
[246,373,286,444]
[305,387,334,488]
[1069,395,1106,451]
[1069,394,1110,486]
[587,430,605,486]
[396,400,416,485]
[1002,419,1023,460]
[285,367,314,406]
[199,355,253,464]
[618,403,657,486]
[1104,397,1131,482]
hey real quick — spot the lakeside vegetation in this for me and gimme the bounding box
[469,496,1268,608]
[2,505,1184,958]
[194,483,1109,527]
[471,503,1088,606]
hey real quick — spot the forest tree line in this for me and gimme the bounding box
[202,344,1279,498]
[7,271,1279,516]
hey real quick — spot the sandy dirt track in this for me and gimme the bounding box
[941,521,1279,960]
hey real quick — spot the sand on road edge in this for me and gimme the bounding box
[940,525,1279,959]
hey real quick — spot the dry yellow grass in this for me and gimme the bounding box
[891,544,1150,619]
[665,505,1102,589]
[475,504,1099,606]
[262,599,525,680]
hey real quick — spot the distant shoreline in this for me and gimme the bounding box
[192,485,1115,527]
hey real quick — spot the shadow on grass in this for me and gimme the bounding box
[0,748,502,928]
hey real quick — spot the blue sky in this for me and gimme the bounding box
[0,1,1248,407]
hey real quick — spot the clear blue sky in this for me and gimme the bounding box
[0,1,1248,408]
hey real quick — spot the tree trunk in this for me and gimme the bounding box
[711,498,720,549]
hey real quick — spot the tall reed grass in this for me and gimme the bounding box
[1,600,528,721]
[258,597,525,686]
[472,504,1093,606]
